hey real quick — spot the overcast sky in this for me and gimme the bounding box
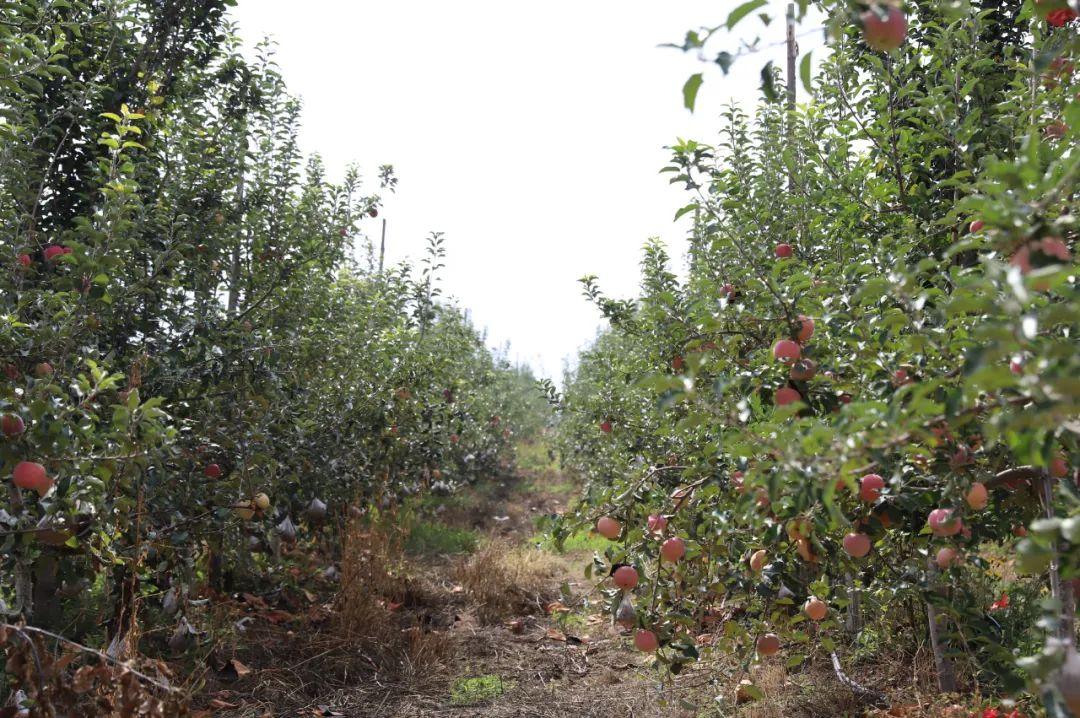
[229,1,824,382]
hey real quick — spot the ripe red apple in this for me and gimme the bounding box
[34,362,53,378]
[17,254,31,267]
[203,463,222,479]
[646,514,668,534]
[1050,454,1069,479]
[721,283,736,299]
[597,516,621,540]
[756,633,781,656]
[450,433,460,444]
[12,461,51,496]
[672,355,685,372]
[935,547,959,569]
[796,315,815,343]
[1013,524,1028,537]
[803,597,828,621]
[634,629,659,652]
[773,339,801,363]
[599,420,612,434]
[1010,359,1023,374]
[839,393,852,404]
[43,245,68,261]
[861,4,907,51]
[966,482,988,510]
[613,565,639,590]
[858,473,885,502]
[749,549,768,573]
[660,537,686,562]
[892,368,911,386]
[775,387,801,407]
[843,532,872,558]
[969,219,985,233]
[928,508,962,537]
[1,413,25,437]
[731,470,746,493]
[774,244,793,259]
[789,358,817,381]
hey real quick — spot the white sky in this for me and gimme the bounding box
[229,1,825,382]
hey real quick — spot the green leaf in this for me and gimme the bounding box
[799,52,813,94]
[726,0,768,29]
[683,73,704,112]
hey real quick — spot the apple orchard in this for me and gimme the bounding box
[1,0,1080,716]
[553,0,1080,714]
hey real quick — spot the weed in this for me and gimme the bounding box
[449,674,513,706]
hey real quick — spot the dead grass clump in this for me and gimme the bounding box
[334,517,453,675]
[455,538,562,623]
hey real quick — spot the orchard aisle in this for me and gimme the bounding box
[201,449,685,718]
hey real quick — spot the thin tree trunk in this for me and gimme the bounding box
[926,558,957,692]
[845,572,863,634]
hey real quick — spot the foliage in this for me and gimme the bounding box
[557,0,1078,711]
[0,1,550,707]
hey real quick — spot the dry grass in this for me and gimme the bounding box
[455,538,564,623]
[335,516,455,674]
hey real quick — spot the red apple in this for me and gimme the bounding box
[43,245,67,261]
[789,358,817,381]
[756,633,781,656]
[731,470,746,494]
[599,420,612,434]
[597,516,621,540]
[34,362,53,378]
[858,473,885,502]
[1010,359,1023,374]
[749,549,767,573]
[843,532,872,558]
[660,537,686,562]
[1050,455,1069,479]
[966,482,988,510]
[774,244,793,259]
[646,514,668,534]
[1,414,25,437]
[969,219,985,233]
[803,597,828,621]
[203,463,222,479]
[928,508,962,537]
[634,629,659,652]
[17,254,31,267]
[721,283,736,299]
[796,315,815,343]
[773,339,801,363]
[613,565,639,590]
[861,4,907,51]
[936,547,959,570]
[1013,524,1028,537]
[775,387,801,407]
[672,355,685,372]
[450,433,460,444]
[12,461,51,496]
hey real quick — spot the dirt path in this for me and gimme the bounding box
[203,465,685,718]
[368,468,679,718]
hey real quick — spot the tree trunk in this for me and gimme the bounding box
[845,572,863,634]
[30,552,62,629]
[926,558,957,692]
